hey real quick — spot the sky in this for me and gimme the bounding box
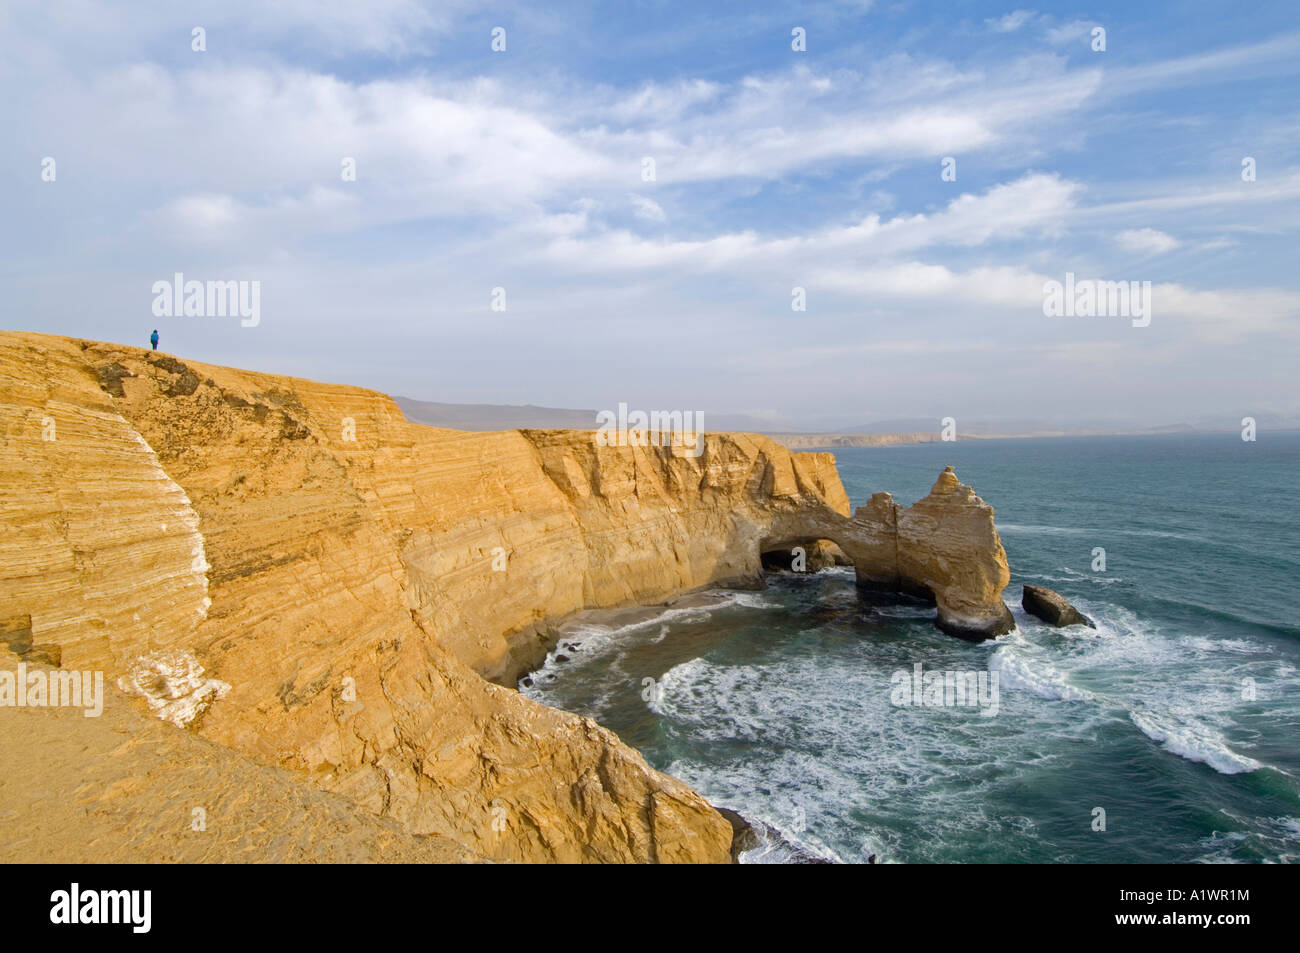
[3,1,1299,431]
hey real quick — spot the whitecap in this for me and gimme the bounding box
[1129,710,1261,775]
[988,644,1094,702]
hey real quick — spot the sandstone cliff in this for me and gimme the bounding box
[0,331,1013,862]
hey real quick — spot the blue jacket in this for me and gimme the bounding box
[150,332,159,345]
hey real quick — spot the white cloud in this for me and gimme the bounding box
[583,62,1103,183]
[0,0,473,60]
[536,174,1081,274]
[149,187,361,246]
[1073,169,1300,226]
[1115,228,1180,256]
[604,79,722,122]
[628,195,666,223]
[987,10,1037,33]
[1101,31,1300,95]
[1046,20,1097,45]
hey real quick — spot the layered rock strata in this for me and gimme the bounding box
[763,466,1015,639]
[0,331,1014,862]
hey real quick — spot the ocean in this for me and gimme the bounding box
[520,434,1300,863]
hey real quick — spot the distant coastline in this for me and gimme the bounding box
[765,428,1300,450]
[393,396,1295,450]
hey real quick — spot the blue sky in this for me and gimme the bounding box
[4,1,1299,430]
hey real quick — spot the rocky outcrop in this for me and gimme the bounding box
[1022,585,1094,628]
[888,466,1015,639]
[0,331,1015,862]
[763,466,1015,639]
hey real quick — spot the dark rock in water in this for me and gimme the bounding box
[520,677,533,688]
[555,654,569,663]
[715,807,761,862]
[1022,585,1094,628]
[713,806,836,863]
[935,603,1016,641]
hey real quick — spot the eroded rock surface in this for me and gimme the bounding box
[765,466,1015,639]
[0,678,483,863]
[0,331,1015,862]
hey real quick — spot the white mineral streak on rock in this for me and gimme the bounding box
[118,650,230,727]
[128,429,211,621]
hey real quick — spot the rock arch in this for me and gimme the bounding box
[762,466,1014,640]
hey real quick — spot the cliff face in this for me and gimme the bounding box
[0,331,1012,862]
[853,468,1015,638]
[0,332,854,863]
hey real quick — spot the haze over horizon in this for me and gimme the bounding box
[5,1,1299,432]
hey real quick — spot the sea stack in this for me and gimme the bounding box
[767,465,1016,640]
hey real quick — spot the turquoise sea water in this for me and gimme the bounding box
[522,434,1300,863]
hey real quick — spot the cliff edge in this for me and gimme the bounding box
[0,331,1012,862]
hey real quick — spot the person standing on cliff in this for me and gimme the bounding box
[150,329,159,351]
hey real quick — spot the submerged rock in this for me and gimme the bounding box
[1022,585,1094,628]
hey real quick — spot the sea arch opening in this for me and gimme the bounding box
[758,536,852,573]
